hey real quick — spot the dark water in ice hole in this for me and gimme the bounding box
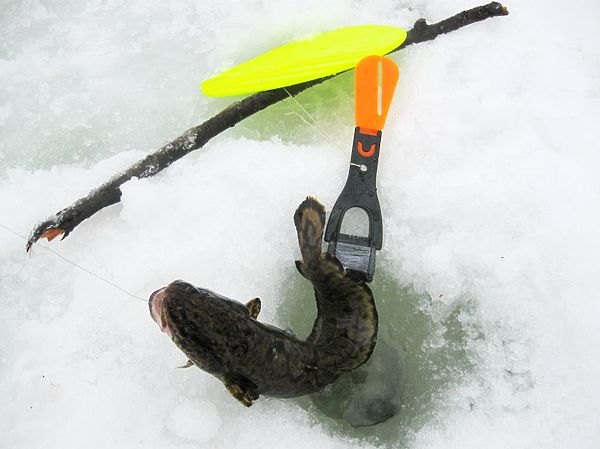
[275,267,483,445]
[213,64,484,444]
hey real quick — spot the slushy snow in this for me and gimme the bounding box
[1,0,599,448]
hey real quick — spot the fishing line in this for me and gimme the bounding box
[1,94,346,304]
[0,222,147,303]
[283,87,347,154]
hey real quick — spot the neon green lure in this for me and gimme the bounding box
[201,25,407,97]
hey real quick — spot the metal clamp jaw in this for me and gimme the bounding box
[324,127,383,282]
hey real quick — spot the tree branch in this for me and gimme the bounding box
[26,2,508,251]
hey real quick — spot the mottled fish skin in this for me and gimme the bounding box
[150,197,378,406]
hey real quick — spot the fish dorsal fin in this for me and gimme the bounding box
[176,359,194,369]
[245,298,261,319]
[295,260,308,279]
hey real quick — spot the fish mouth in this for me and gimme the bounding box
[149,287,172,337]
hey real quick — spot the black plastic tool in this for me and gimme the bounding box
[324,128,383,282]
[324,55,399,282]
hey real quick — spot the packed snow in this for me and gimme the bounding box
[1,0,599,448]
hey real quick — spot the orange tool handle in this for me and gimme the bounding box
[355,55,399,134]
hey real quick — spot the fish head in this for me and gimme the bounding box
[148,280,224,341]
[149,285,171,337]
[148,280,237,375]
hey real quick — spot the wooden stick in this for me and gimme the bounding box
[26,2,508,251]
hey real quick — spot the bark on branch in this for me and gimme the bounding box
[26,2,508,251]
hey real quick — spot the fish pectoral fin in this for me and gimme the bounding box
[295,260,309,278]
[245,297,261,319]
[176,359,194,369]
[224,374,259,407]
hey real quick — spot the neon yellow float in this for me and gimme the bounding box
[201,25,406,97]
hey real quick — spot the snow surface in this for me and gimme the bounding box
[1,0,600,448]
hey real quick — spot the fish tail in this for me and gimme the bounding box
[294,197,378,371]
[294,196,326,268]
